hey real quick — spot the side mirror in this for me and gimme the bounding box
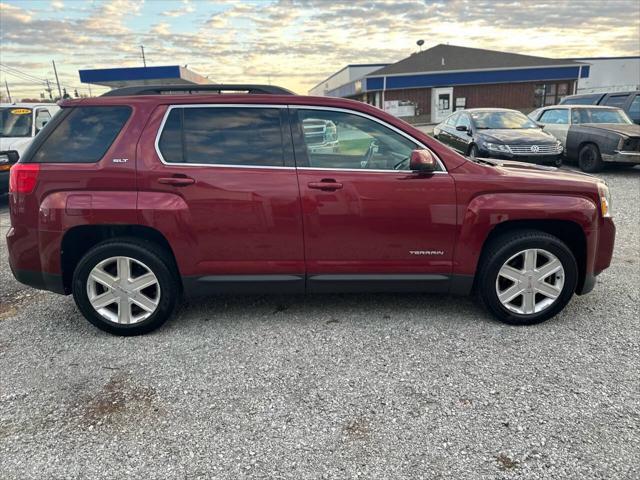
[409,149,438,172]
[455,125,468,132]
[536,121,545,129]
[0,150,20,172]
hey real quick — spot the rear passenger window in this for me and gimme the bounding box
[32,106,131,163]
[602,95,628,109]
[158,107,285,166]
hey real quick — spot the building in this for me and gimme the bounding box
[313,44,590,123]
[568,56,640,94]
[308,64,389,98]
[79,65,210,90]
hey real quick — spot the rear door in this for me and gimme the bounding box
[291,106,457,293]
[137,104,305,293]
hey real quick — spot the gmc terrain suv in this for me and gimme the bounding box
[6,85,616,335]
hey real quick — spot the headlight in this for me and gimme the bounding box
[598,183,612,218]
[555,141,563,152]
[484,142,511,153]
[0,153,9,164]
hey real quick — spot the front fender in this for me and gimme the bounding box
[453,193,598,276]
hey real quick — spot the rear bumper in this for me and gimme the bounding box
[602,151,640,164]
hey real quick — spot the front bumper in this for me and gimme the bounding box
[0,170,8,193]
[602,151,640,164]
[478,149,562,165]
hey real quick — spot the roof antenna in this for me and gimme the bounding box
[416,39,424,52]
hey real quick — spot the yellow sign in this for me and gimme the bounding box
[10,108,31,115]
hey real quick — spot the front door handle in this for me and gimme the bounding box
[158,175,195,186]
[308,180,343,191]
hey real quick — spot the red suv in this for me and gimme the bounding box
[6,85,616,335]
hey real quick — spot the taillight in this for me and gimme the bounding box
[9,164,40,194]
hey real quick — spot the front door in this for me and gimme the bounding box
[292,107,457,293]
[537,108,570,146]
[138,104,306,293]
[432,87,453,123]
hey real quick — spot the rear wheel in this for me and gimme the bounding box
[578,144,604,172]
[72,239,179,335]
[477,230,578,325]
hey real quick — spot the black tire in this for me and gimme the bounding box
[552,156,563,168]
[469,144,479,158]
[578,143,604,173]
[72,239,180,335]
[476,230,578,326]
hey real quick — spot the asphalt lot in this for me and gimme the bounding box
[0,167,639,479]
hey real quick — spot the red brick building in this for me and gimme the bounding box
[313,44,589,123]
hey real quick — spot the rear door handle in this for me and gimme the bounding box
[158,176,195,186]
[308,180,343,191]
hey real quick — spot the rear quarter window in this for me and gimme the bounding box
[30,106,131,163]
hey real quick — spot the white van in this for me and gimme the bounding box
[1,103,60,191]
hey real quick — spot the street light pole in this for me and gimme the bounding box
[52,60,62,99]
[5,80,12,103]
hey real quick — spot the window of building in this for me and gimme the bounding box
[158,107,285,166]
[534,82,572,107]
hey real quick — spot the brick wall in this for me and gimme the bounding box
[379,80,576,120]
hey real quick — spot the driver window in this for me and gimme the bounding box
[297,109,419,171]
[455,113,471,129]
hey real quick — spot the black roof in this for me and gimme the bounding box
[370,44,585,76]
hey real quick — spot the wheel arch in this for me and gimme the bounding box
[60,224,181,294]
[475,219,588,294]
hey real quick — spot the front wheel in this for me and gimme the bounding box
[72,239,180,335]
[477,230,578,325]
[578,144,604,173]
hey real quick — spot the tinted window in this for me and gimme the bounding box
[560,94,602,105]
[158,107,284,166]
[602,95,628,109]
[297,109,422,171]
[539,109,569,125]
[32,106,131,163]
[444,113,458,126]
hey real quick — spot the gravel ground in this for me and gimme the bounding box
[0,168,639,479]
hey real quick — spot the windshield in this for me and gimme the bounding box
[0,107,33,137]
[470,110,538,129]
[572,108,633,124]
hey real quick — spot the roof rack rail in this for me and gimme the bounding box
[101,84,295,97]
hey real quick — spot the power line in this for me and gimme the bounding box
[0,67,47,87]
[0,63,48,84]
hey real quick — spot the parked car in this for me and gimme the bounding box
[433,108,563,166]
[6,84,615,335]
[529,105,640,172]
[302,118,339,153]
[0,103,60,192]
[560,91,639,124]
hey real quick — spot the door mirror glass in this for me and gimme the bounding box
[409,149,437,172]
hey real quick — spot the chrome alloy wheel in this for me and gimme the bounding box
[495,248,565,315]
[86,256,161,324]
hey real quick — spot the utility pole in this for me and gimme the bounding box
[52,60,62,99]
[45,79,53,100]
[140,45,147,67]
[4,80,12,103]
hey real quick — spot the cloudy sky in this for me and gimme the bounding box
[1,0,639,100]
